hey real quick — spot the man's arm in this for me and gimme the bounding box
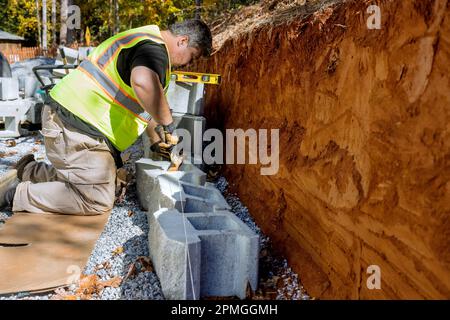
[131,65,172,126]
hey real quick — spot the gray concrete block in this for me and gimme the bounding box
[0,98,35,137]
[18,75,39,98]
[136,165,228,213]
[189,211,260,298]
[173,113,205,165]
[138,157,258,299]
[136,158,181,212]
[167,78,205,116]
[148,208,201,300]
[0,77,19,100]
[136,158,207,212]
[147,209,259,299]
[181,182,230,212]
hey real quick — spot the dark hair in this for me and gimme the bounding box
[168,19,212,57]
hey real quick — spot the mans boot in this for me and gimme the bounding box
[3,186,16,208]
[0,184,17,210]
[13,154,35,181]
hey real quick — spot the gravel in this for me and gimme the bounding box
[81,183,164,300]
[0,134,47,223]
[1,135,309,300]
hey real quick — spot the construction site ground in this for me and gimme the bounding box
[0,134,309,300]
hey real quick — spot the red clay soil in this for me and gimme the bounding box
[197,0,450,299]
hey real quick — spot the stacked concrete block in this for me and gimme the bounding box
[148,209,259,300]
[18,75,39,98]
[167,78,205,116]
[0,77,19,100]
[147,208,201,300]
[172,112,205,166]
[142,77,207,166]
[137,158,260,300]
[136,158,207,212]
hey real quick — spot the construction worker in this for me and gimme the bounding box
[2,19,212,215]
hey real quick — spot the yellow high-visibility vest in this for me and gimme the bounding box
[50,25,171,151]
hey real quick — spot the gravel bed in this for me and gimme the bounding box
[0,134,47,223]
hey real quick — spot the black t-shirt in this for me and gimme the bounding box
[116,39,169,87]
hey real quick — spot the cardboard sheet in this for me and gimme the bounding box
[0,212,110,295]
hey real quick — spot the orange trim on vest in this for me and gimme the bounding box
[90,59,142,105]
[95,34,165,69]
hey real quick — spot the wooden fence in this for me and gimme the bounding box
[2,47,48,63]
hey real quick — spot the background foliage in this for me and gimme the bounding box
[0,0,258,45]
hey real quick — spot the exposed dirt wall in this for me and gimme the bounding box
[198,0,450,299]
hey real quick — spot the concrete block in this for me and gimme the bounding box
[148,208,201,300]
[148,209,259,299]
[167,78,205,116]
[136,158,207,212]
[0,98,35,137]
[173,113,205,163]
[18,75,39,98]
[188,211,260,298]
[181,182,230,212]
[138,157,258,299]
[0,77,19,100]
[136,160,228,213]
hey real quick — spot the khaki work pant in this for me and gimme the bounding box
[12,105,116,215]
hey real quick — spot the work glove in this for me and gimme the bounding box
[150,140,176,160]
[154,122,180,145]
[151,122,184,170]
[150,139,185,171]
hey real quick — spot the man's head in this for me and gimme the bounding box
[162,19,212,66]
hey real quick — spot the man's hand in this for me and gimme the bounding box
[150,139,184,171]
[154,122,183,146]
[150,140,174,160]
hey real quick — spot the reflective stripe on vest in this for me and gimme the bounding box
[95,33,165,68]
[78,60,152,121]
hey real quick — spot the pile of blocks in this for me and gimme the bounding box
[136,158,259,300]
[0,77,40,137]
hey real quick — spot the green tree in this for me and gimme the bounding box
[0,0,259,46]
[76,0,195,43]
[0,0,63,46]
[0,0,40,43]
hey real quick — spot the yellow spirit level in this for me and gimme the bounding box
[171,71,221,85]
